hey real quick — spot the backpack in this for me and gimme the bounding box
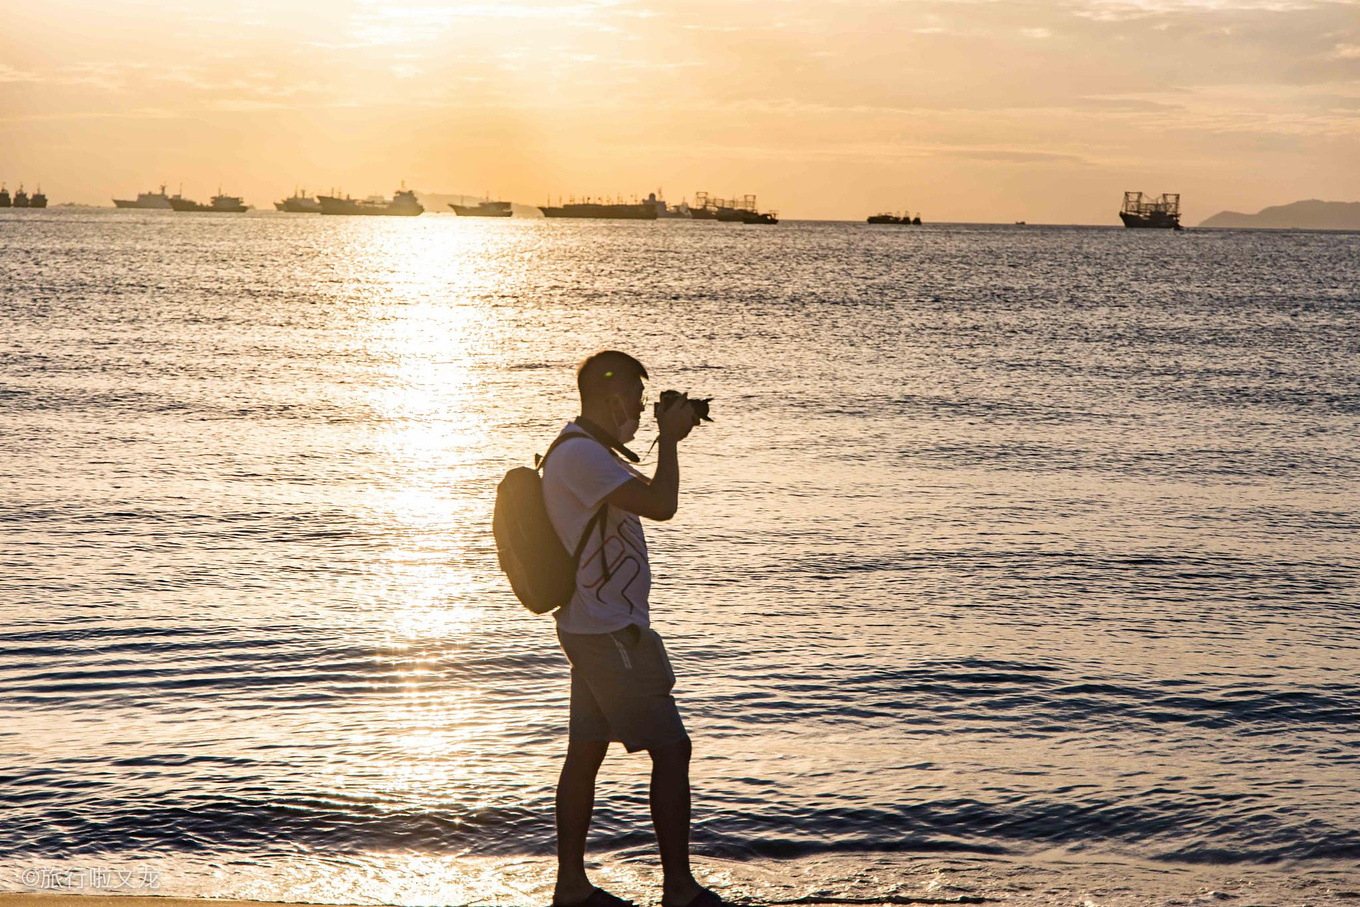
[492,431,609,614]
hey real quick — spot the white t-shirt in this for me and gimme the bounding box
[541,423,652,634]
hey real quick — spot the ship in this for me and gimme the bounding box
[690,193,719,220]
[539,194,658,219]
[1120,192,1181,229]
[170,192,248,213]
[0,186,9,208]
[13,185,29,208]
[644,192,691,218]
[712,194,778,224]
[717,207,778,225]
[318,185,423,216]
[449,198,512,217]
[30,186,47,209]
[113,185,174,209]
[867,212,920,225]
[658,200,694,219]
[275,190,320,213]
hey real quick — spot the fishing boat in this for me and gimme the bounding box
[318,185,423,216]
[689,193,719,220]
[113,185,174,209]
[1120,192,1181,229]
[170,192,247,213]
[449,199,512,217]
[712,194,778,224]
[538,194,658,219]
[644,192,691,218]
[275,190,320,213]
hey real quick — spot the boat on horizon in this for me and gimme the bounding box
[113,185,175,209]
[170,191,247,213]
[714,194,779,224]
[690,192,719,220]
[449,198,512,217]
[1120,191,1181,229]
[0,185,9,208]
[867,212,920,225]
[645,192,691,218]
[539,194,658,219]
[275,190,320,213]
[29,186,47,209]
[12,185,30,208]
[691,192,778,224]
[319,185,423,216]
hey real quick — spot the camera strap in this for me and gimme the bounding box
[571,416,640,463]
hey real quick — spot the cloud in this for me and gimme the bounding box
[950,148,1090,163]
[1074,96,1186,111]
[0,64,41,83]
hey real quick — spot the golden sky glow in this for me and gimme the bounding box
[1,0,1357,221]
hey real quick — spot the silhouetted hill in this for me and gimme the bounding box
[1199,199,1360,230]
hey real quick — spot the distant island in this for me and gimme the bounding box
[1199,199,1360,230]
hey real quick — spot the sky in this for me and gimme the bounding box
[1,0,1357,222]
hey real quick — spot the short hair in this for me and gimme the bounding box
[577,350,649,403]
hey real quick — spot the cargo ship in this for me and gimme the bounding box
[319,186,423,216]
[113,185,174,209]
[449,199,512,217]
[29,186,47,209]
[0,185,10,208]
[867,212,920,225]
[12,185,29,208]
[275,190,320,213]
[1120,192,1181,229]
[170,192,247,213]
[539,194,658,219]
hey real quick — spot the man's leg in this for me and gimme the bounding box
[554,738,611,907]
[649,737,704,907]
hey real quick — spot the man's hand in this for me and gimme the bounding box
[656,393,696,443]
[608,393,693,521]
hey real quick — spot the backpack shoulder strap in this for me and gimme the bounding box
[535,429,591,472]
[571,507,608,566]
[536,426,613,584]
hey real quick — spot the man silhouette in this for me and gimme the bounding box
[541,350,723,907]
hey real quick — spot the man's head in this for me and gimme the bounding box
[577,350,649,444]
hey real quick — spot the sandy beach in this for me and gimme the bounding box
[0,898,358,907]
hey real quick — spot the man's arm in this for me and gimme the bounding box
[604,439,679,521]
[603,396,694,521]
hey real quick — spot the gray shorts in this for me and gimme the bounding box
[556,624,689,753]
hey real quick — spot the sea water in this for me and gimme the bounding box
[2,209,1358,905]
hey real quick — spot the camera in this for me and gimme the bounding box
[658,390,713,423]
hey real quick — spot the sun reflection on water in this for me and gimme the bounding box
[328,222,516,820]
